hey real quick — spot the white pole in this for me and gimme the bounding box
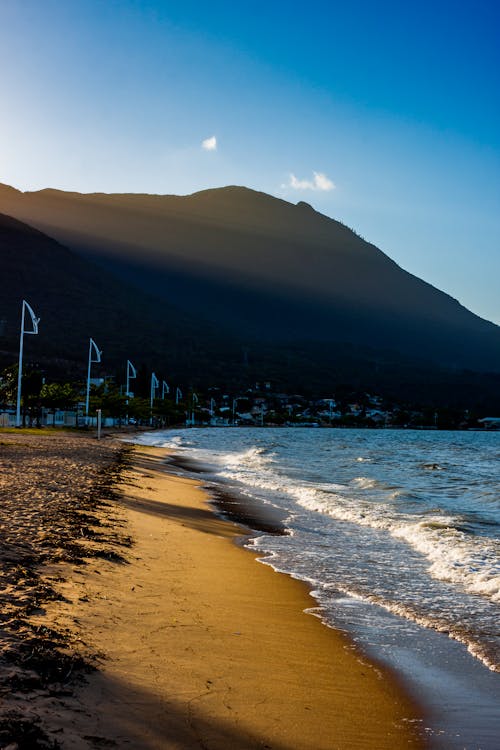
[97,408,102,440]
[126,360,136,425]
[192,392,199,426]
[126,359,137,398]
[15,302,26,428]
[85,338,93,420]
[126,364,130,425]
[150,372,159,426]
[85,338,102,423]
[16,300,39,428]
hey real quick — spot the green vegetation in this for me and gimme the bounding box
[0,360,498,431]
[0,364,189,428]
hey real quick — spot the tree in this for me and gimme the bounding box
[0,365,44,426]
[127,396,151,423]
[89,384,128,422]
[152,397,186,427]
[40,382,78,426]
[20,369,44,426]
[0,365,18,407]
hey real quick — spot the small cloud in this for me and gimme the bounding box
[202,135,217,151]
[289,174,314,190]
[287,171,335,191]
[312,172,335,191]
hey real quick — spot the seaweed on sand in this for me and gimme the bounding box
[0,435,132,746]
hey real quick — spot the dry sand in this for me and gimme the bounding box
[0,435,425,749]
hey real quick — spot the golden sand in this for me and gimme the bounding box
[32,444,424,749]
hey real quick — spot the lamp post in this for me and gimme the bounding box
[231,396,246,426]
[162,380,169,399]
[175,387,182,405]
[16,300,40,427]
[150,372,159,425]
[191,392,198,426]
[126,360,137,425]
[85,338,102,423]
[126,360,137,398]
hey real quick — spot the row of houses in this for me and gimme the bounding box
[2,381,499,430]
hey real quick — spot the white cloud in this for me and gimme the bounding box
[202,135,217,151]
[287,171,335,191]
[312,172,335,191]
[289,174,314,190]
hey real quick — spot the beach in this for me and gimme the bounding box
[0,432,424,749]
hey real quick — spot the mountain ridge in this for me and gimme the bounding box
[1,208,500,408]
[0,211,239,383]
[1,182,499,375]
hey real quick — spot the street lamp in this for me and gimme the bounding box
[162,380,169,399]
[126,360,137,398]
[231,396,246,426]
[191,392,198,426]
[175,387,182,404]
[126,360,137,425]
[85,338,102,422]
[16,300,40,427]
[150,372,159,425]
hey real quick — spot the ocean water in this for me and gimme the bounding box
[132,427,500,747]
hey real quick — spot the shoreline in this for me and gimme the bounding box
[75,443,426,749]
[139,436,500,749]
[0,436,426,748]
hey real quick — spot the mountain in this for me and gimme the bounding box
[1,184,500,408]
[1,182,499,377]
[0,212,243,387]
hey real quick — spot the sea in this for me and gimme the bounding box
[132,427,500,749]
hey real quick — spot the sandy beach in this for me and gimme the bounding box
[0,433,425,749]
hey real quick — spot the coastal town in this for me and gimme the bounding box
[1,365,498,430]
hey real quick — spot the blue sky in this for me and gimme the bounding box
[1,0,499,324]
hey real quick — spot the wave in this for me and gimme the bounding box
[294,488,500,604]
[218,445,277,471]
[129,427,500,671]
[251,543,500,672]
[212,453,500,607]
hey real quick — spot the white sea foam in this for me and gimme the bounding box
[213,449,500,605]
[393,521,500,602]
[351,476,382,489]
[132,431,194,449]
[292,486,500,604]
[253,543,500,673]
[219,446,276,471]
[130,427,500,672]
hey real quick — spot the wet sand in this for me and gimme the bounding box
[0,435,425,748]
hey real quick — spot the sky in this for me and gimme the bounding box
[1,0,499,324]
